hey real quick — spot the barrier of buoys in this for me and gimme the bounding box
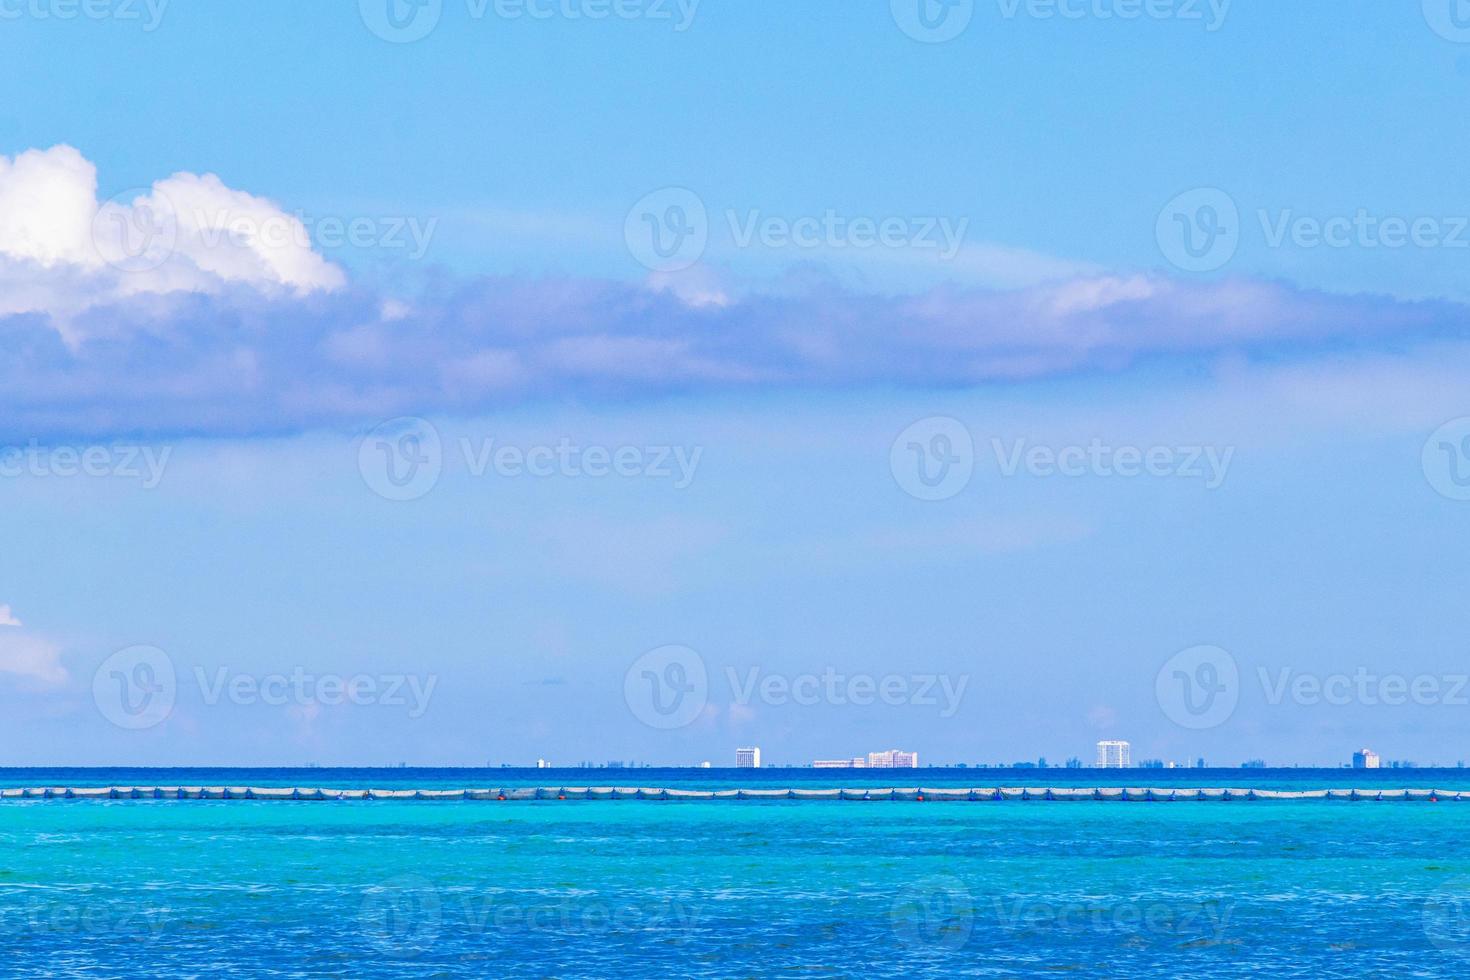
[3,785,1466,803]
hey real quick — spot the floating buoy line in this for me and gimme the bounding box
[0,786,1459,802]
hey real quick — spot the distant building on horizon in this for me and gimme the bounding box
[736,747,761,768]
[812,750,918,769]
[1353,748,1381,769]
[535,759,550,769]
[1096,740,1130,768]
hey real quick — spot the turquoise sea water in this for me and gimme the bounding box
[4,770,1470,977]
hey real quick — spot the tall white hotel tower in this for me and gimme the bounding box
[1096,740,1131,768]
[735,747,761,768]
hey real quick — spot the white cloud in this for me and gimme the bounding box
[0,145,343,335]
[0,145,1467,438]
[0,632,67,687]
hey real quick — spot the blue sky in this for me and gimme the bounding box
[3,1,1470,767]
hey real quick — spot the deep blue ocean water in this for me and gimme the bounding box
[4,769,1470,977]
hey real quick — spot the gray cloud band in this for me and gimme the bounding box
[3,271,1461,439]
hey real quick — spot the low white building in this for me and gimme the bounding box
[1096,740,1131,768]
[735,747,761,768]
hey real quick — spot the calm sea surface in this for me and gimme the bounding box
[3,769,1470,977]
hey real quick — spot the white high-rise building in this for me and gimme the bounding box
[867,749,919,769]
[1096,740,1131,768]
[735,747,761,768]
[1352,748,1381,769]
